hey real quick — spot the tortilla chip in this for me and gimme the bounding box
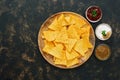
[65,39,77,52]
[48,44,64,59]
[83,36,93,48]
[80,24,90,36]
[74,39,88,56]
[67,14,86,26]
[43,30,58,41]
[54,50,67,65]
[65,16,70,23]
[42,40,55,53]
[81,25,93,48]
[66,50,80,60]
[54,58,67,66]
[55,27,68,43]
[65,15,75,25]
[48,18,61,30]
[58,14,68,27]
[69,14,86,27]
[67,25,79,39]
[67,58,79,67]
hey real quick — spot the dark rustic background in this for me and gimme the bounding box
[0,0,120,80]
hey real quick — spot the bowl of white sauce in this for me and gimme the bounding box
[95,23,112,40]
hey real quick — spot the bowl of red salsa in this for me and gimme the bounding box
[85,6,102,23]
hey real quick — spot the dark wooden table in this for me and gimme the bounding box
[0,0,120,80]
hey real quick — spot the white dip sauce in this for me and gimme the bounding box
[95,23,112,40]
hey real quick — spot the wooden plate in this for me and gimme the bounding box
[38,12,95,69]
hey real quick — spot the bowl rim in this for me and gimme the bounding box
[38,11,96,69]
[85,5,102,23]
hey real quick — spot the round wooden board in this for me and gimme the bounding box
[38,12,95,69]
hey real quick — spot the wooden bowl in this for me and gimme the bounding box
[38,12,95,69]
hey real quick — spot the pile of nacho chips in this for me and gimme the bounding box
[42,13,93,67]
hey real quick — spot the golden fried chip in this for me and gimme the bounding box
[80,24,90,36]
[74,39,88,56]
[65,15,75,25]
[81,25,93,48]
[69,14,86,28]
[66,50,80,60]
[54,58,67,66]
[48,18,61,30]
[67,58,79,67]
[43,30,58,41]
[55,27,68,43]
[54,50,67,65]
[58,14,68,27]
[65,39,77,52]
[65,16,71,23]
[67,25,79,39]
[48,44,64,59]
[83,36,93,48]
[42,40,55,53]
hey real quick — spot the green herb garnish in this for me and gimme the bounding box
[102,30,106,36]
[92,10,97,17]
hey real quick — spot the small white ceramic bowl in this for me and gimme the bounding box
[95,23,112,40]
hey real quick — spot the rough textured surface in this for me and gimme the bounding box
[0,0,120,80]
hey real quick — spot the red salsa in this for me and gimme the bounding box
[86,6,102,21]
